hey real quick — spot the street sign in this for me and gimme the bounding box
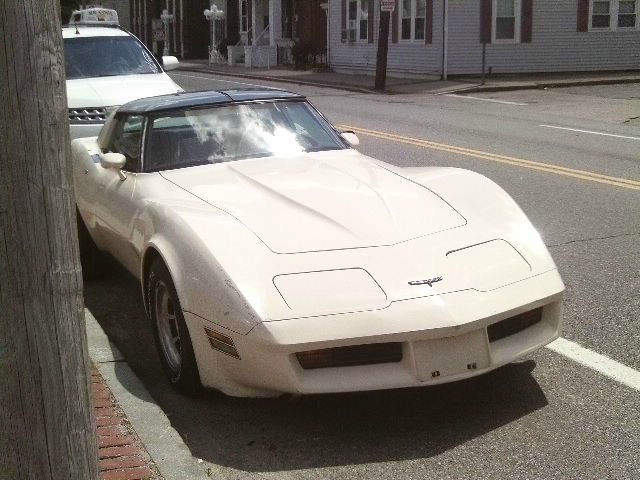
[381,0,396,12]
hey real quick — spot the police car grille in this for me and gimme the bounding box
[68,107,107,123]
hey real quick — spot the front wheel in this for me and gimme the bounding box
[77,210,108,280]
[147,258,201,395]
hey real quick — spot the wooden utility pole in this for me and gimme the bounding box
[375,9,391,91]
[0,1,99,479]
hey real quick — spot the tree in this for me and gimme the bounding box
[0,1,99,479]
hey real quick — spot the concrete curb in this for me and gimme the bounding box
[85,309,210,480]
[446,77,640,94]
[177,66,640,95]
[177,66,374,94]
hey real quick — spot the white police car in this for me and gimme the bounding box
[64,9,182,139]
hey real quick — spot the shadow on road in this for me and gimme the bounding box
[85,266,548,473]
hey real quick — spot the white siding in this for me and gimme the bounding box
[328,0,640,76]
[447,0,640,75]
[328,0,444,76]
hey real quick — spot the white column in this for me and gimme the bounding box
[269,0,283,46]
[321,2,329,65]
[172,0,177,55]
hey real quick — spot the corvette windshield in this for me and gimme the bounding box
[144,101,347,172]
[64,36,161,79]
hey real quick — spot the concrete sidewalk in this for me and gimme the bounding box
[86,310,210,480]
[177,60,640,94]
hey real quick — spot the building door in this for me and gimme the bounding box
[294,0,327,50]
[282,0,293,38]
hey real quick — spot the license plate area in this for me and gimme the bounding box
[413,330,490,381]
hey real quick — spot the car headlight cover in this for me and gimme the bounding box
[273,268,387,315]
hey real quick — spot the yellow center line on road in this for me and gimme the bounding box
[337,124,640,191]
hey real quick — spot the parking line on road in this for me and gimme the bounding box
[171,72,278,89]
[540,124,640,141]
[338,124,640,190]
[546,338,640,392]
[445,94,528,106]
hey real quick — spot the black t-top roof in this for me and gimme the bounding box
[118,89,306,114]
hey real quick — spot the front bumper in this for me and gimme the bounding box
[186,269,564,397]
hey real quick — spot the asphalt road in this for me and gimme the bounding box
[85,74,640,479]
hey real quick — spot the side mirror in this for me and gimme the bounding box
[101,152,126,170]
[341,131,360,147]
[100,152,127,180]
[162,55,179,71]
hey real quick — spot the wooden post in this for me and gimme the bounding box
[0,1,99,479]
[375,10,391,91]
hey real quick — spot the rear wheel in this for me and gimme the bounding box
[147,258,201,395]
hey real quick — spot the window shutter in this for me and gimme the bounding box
[247,0,253,45]
[521,0,533,42]
[341,0,347,42]
[392,0,399,43]
[480,0,492,43]
[425,0,433,43]
[368,0,375,43]
[577,0,589,32]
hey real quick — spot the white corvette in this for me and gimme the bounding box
[73,90,564,397]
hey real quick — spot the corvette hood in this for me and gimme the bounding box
[161,152,466,254]
[66,74,180,108]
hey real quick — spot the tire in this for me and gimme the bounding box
[147,258,202,395]
[77,210,107,280]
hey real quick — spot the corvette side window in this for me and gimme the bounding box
[108,114,143,172]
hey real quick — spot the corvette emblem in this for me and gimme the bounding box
[408,277,443,287]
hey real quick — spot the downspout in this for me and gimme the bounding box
[180,0,184,58]
[327,2,330,66]
[441,0,448,80]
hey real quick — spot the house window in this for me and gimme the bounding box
[240,0,248,32]
[618,0,637,27]
[591,0,611,27]
[401,0,427,41]
[346,0,368,41]
[360,0,369,40]
[590,0,639,29]
[493,0,521,41]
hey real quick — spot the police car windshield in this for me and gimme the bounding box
[64,36,161,79]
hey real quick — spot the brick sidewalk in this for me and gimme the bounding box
[91,365,162,480]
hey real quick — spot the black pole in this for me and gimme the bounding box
[375,10,391,91]
[481,41,487,85]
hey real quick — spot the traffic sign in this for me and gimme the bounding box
[381,0,395,11]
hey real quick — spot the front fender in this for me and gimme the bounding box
[140,204,263,335]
